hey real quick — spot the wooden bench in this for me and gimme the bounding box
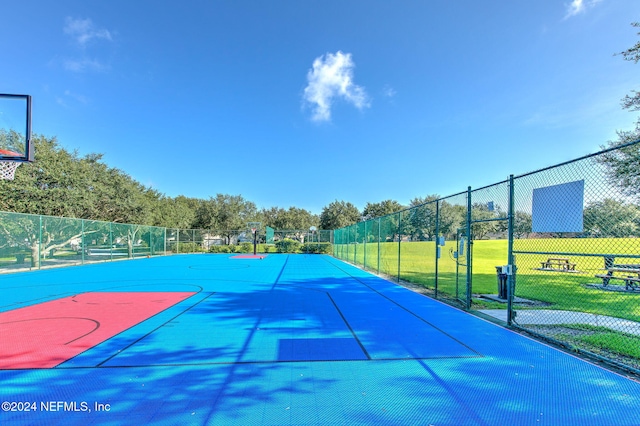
[595,266,640,291]
[540,257,576,271]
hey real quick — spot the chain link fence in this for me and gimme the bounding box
[511,146,640,373]
[0,215,333,271]
[334,139,640,374]
[0,212,167,271]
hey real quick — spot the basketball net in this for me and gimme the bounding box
[251,228,257,234]
[0,160,20,180]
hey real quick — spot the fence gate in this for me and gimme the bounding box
[467,182,512,310]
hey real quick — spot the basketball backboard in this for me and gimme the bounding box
[0,94,33,162]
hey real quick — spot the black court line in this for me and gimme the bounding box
[322,256,484,358]
[0,292,83,311]
[273,254,290,285]
[325,291,370,360]
[0,317,101,345]
[276,283,372,360]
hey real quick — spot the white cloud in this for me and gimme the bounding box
[64,17,112,47]
[564,0,602,19]
[64,90,88,104]
[303,51,370,122]
[56,90,89,107]
[383,85,397,98]
[63,58,107,73]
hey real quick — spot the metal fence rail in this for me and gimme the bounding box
[333,139,640,374]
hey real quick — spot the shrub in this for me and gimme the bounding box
[275,238,301,253]
[239,242,253,253]
[171,242,204,253]
[300,242,332,254]
[208,245,233,253]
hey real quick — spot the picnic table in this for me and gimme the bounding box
[540,257,576,271]
[595,264,640,291]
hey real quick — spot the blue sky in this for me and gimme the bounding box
[2,1,639,215]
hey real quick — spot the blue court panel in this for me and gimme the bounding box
[0,254,639,425]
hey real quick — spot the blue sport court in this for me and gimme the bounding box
[1,254,639,425]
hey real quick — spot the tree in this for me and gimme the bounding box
[319,200,360,230]
[261,206,319,230]
[0,135,165,263]
[0,135,162,224]
[584,199,640,238]
[513,211,533,239]
[619,22,640,111]
[439,202,466,239]
[260,206,319,241]
[362,200,404,220]
[195,194,258,244]
[470,203,498,240]
[598,124,640,200]
[403,195,440,241]
[598,23,640,199]
[154,196,200,229]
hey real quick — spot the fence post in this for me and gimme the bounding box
[363,221,367,270]
[507,175,515,325]
[354,225,357,264]
[465,187,472,309]
[81,219,85,265]
[435,200,440,298]
[397,211,401,283]
[377,218,381,275]
[38,215,42,269]
[346,226,349,261]
[109,222,113,261]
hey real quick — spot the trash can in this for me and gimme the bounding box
[495,266,508,299]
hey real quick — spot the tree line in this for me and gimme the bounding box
[0,135,404,231]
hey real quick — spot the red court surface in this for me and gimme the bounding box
[0,291,194,369]
[230,254,268,259]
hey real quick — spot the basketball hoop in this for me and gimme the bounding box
[0,160,20,180]
[251,227,257,235]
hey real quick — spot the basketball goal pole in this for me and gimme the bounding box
[247,222,261,257]
[253,229,257,256]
